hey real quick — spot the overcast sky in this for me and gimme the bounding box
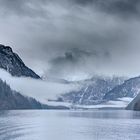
[1,0,140,81]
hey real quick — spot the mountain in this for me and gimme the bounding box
[126,93,140,111]
[0,79,42,109]
[0,44,40,79]
[58,76,125,105]
[104,76,140,100]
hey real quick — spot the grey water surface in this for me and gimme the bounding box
[0,110,140,140]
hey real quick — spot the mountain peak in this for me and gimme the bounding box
[0,44,13,53]
[0,44,40,79]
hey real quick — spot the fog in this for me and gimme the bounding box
[0,69,79,103]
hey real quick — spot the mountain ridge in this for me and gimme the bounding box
[0,44,40,79]
[104,76,140,100]
[57,76,125,105]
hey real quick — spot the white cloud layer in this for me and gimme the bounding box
[0,69,79,103]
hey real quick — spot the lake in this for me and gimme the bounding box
[0,110,140,140]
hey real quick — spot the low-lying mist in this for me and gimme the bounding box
[0,69,79,104]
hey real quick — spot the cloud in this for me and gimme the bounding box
[48,48,111,80]
[73,0,140,18]
[0,69,79,103]
[0,0,140,80]
[0,0,47,17]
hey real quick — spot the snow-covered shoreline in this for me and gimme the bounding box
[46,97,133,110]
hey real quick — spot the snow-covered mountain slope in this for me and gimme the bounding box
[0,44,40,79]
[104,76,140,100]
[57,76,125,105]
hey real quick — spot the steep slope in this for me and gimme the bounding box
[58,77,125,105]
[0,79,42,109]
[104,77,140,100]
[0,44,40,79]
[126,93,140,111]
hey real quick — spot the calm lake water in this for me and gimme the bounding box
[0,110,140,140]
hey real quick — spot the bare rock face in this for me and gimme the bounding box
[0,44,40,79]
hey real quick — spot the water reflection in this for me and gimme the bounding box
[0,110,140,140]
[66,110,140,119]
